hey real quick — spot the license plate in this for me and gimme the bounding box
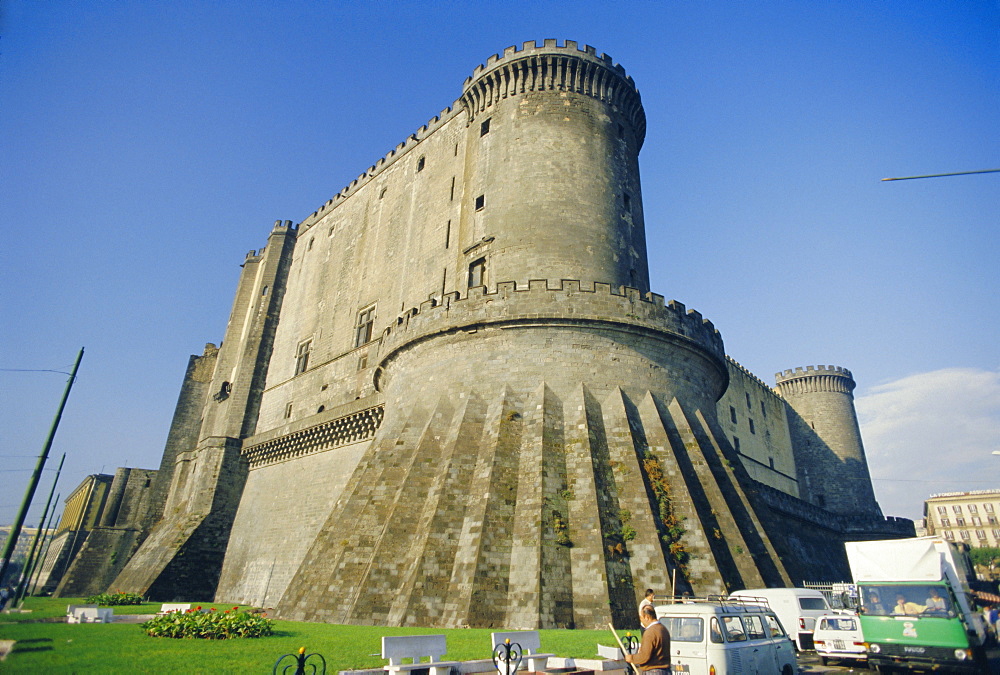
[671,666,690,673]
[833,640,845,650]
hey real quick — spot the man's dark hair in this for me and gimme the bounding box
[641,605,657,621]
[645,588,654,597]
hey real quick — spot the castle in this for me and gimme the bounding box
[57,40,912,628]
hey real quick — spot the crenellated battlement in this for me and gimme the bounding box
[727,357,777,393]
[464,39,635,91]
[775,365,856,395]
[374,279,725,377]
[297,104,464,232]
[460,39,645,147]
[775,364,854,382]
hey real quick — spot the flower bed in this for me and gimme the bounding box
[140,606,274,639]
[86,591,145,606]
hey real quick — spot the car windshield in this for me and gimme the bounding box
[659,617,703,642]
[860,584,952,617]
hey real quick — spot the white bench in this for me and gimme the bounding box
[157,603,194,615]
[66,605,113,623]
[0,639,16,661]
[381,634,459,675]
[491,631,555,672]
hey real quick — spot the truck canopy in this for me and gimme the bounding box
[845,537,948,582]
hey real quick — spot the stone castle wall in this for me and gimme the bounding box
[78,40,910,616]
[716,360,798,496]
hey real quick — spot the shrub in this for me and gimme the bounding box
[86,591,144,606]
[141,606,274,639]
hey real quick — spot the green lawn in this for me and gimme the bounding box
[0,597,621,674]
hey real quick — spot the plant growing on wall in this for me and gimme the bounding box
[640,452,689,569]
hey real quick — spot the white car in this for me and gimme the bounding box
[653,599,797,675]
[812,611,866,666]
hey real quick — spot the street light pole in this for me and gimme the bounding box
[0,348,83,585]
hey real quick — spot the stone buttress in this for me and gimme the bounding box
[110,221,296,600]
[277,282,790,628]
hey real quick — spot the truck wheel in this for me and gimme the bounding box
[781,665,794,675]
[820,656,828,666]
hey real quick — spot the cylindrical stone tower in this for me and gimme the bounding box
[458,39,649,291]
[775,365,882,516]
[278,42,793,630]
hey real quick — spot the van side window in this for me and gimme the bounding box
[723,616,747,642]
[744,615,767,640]
[710,617,724,643]
[765,614,785,638]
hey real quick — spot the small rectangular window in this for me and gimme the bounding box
[976,529,986,539]
[956,518,966,526]
[284,402,293,419]
[973,516,982,526]
[985,503,995,513]
[969,504,978,513]
[941,518,950,527]
[953,505,963,514]
[355,305,376,347]
[733,436,741,452]
[745,393,752,408]
[960,530,970,540]
[992,528,1000,538]
[480,118,491,136]
[749,418,756,434]
[295,340,311,375]
[760,401,767,417]
[468,257,486,288]
[944,531,954,540]
[768,457,774,469]
[445,220,451,249]
[623,193,631,212]
[416,156,425,172]
[475,194,485,211]
[450,176,455,201]
[730,406,737,424]
[937,506,948,515]
[989,515,998,525]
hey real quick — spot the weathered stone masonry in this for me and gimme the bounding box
[78,40,912,626]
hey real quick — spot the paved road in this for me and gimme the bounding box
[795,649,1000,673]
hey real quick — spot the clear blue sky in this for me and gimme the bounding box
[2,1,997,528]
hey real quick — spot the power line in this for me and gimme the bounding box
[881,168,1000,181]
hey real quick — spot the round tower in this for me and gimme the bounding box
[278,42,792,631]
[775,365,882,516]
[458,39,649,291]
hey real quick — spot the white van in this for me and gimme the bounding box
[653,599,796,675]
[729,588,831,650]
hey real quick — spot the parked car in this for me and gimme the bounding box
[813,610,867,666]
[729,587,832,650]
[653,598,797,675]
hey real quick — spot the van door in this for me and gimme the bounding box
[764,612,795,671]
[721,615,755,673]
[743,613,774,674]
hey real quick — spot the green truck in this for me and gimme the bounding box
[845,537,989,673]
